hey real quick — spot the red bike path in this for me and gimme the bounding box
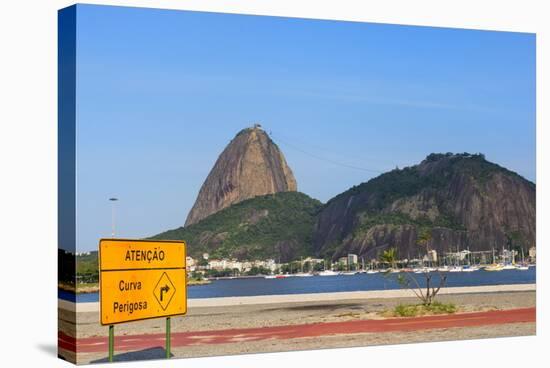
[59,307,535,354]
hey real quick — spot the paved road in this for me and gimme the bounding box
[59,307,535,354]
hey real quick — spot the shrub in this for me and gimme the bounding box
[392,302,457,317]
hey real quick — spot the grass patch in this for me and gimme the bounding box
[392,302,457,317]
[187,278,211,286]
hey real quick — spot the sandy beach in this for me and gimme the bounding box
[58,284,536,364]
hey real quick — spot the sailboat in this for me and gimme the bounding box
[516,249,530,270]
[448,244,463,272]
[318,270,339,276]
[366,262,379,274]
[356,257,366,274]
[501,246,517,270]
[485,247,504,271]
[318,260,338,276]
[461,247,478,272]
[437,265,451,272]
[340,271,357,275]
[485,264,504,271]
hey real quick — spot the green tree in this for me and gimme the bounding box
[417,229,433,266]
[191,271,203,280]
[247,266,271,276]
[313,263,324,272]
[380,248,397,269]
[198,258,209,267]
[417,228,432,248]
[336,262,346,271]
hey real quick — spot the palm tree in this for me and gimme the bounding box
[417,228,432,247]
[380,248,397,269]
[417,229,433,266]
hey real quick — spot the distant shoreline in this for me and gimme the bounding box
[58,278,211,294]
[58,282,98,294]
[59,283,535,311]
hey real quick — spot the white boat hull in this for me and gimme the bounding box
[318,271,339,276]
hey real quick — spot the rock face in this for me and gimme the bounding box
[185,126,297,226]
[313,153,536,260]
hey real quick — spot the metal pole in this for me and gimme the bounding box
[109,197,118,238]
[108,325,114,362]
[111,202,115,237]
[166,317,171,359]
[111,201,116,237]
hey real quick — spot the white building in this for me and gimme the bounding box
[208,259,226,270]
[529,247,536,262]
[347,254,358,265]
[427,249,437,263]
[186,256,196,272]
[304,257,324,264]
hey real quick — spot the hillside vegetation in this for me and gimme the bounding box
[314,153,535,259]
[152,191,322,262]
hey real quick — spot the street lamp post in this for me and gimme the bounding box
[109,197,118,238]
[107,196,119,362]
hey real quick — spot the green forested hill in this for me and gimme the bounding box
[314,153,536,260]
[151,191,322,262]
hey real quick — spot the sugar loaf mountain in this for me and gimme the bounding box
[152,126,535,262]
[184,124,298,226]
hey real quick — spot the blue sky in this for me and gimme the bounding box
[73,4,535,251]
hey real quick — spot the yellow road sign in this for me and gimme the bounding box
[99,239,187,325]
[100,239,185,270]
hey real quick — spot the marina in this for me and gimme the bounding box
[60,266,536,303]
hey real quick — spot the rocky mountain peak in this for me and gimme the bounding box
[184,125,297,226]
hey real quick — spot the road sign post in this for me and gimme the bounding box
[166,317,171,359]
[108,325,114,362]
[99,239,187,360]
